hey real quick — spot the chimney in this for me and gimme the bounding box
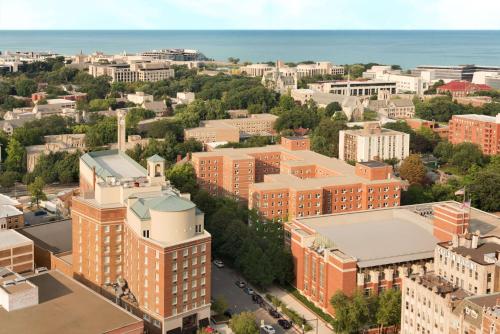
[176,154,182,163]
[452,234,459,248]
[471,232,479,249]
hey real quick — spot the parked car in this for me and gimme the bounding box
[223,309,233,318]
[34,210,47,216]
[268,309,281,319]
[235,280,246,288]
[260,325,276,334]
[213,259,224,268]
[278,319,292,330]
[252,294,264,303]
[243,287,254,295]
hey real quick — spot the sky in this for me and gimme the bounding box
[1,0,500,30]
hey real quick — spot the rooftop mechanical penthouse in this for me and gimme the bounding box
[191,136,404,221]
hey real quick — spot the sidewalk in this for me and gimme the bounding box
[267,286,334,334]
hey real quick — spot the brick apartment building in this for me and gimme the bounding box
[448,114,500,155]
[285,201,500,316]
[401,232,500,334]
[0,229,34,274]
[191,136,404,221]
[72,147,211,334]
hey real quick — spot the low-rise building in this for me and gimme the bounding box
[262,67,297,94]
[437,80,492,98]
[291,89,364,121]
[241,63,275,77]
[89,62,174,82]
[363,66,429,95]
[454,95,493,107]
[286,204,439,315]
[448,114,500,155]
[288,201,499,317]
[309,80,397,97]
[18,219,72,271]
[295,62,345,78]
[175,92,196,105]
[0,194,24,230]
[0,270,144,333]
[339,123,410,162]
[127,92,153,105]
[0,229,34,273]
[366,94,415,120]
[26,133,87,172]
[184,113,278,144]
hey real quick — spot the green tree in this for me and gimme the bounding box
[376,289,401,330]
[211,296,229,315]
[86,117,117,147]
[15,78,37,97]
[0,171,20,188]
[330,290,371,334]
[433,141,454,163]
[166,163,198,194]
[324,102,342,117]
[310,118,347,157]
[125,107,156,129]
[469,170,500,212]
[229,312,259,334]
[28,176,47,208]
[5,139,25,172]
[450,143,485,173]
[400,154,426,184]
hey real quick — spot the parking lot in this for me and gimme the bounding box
[211,263,293,334]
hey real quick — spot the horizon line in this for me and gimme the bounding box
[2,28,500,31]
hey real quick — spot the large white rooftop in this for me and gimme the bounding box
[0,230,32,250]
[297,207,438,268]
[81,150,147,180]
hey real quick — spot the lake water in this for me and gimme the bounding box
[1,30,499,68]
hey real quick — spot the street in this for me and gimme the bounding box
[211,263,291,334]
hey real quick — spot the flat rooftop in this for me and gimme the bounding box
[18,219,72,254]
[193,143,401,188]
[454,114,497,122]
[0,271,142,334]
[0,230,32,250]
[81,149,147,180]
[409,272,470,299]
[296,207,438,268]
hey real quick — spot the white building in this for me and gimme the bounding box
[241,63,274,77]
[339,123,410,162]
[296,62,344,78]
[127,92,154,105]
[363,66,429,95]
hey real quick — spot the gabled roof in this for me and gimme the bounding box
[438,80,492,92]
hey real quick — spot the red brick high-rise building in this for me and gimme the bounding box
[448,114,500,155]
[72,150,211,334]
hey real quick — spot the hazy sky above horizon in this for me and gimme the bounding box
[2,0,500,30]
